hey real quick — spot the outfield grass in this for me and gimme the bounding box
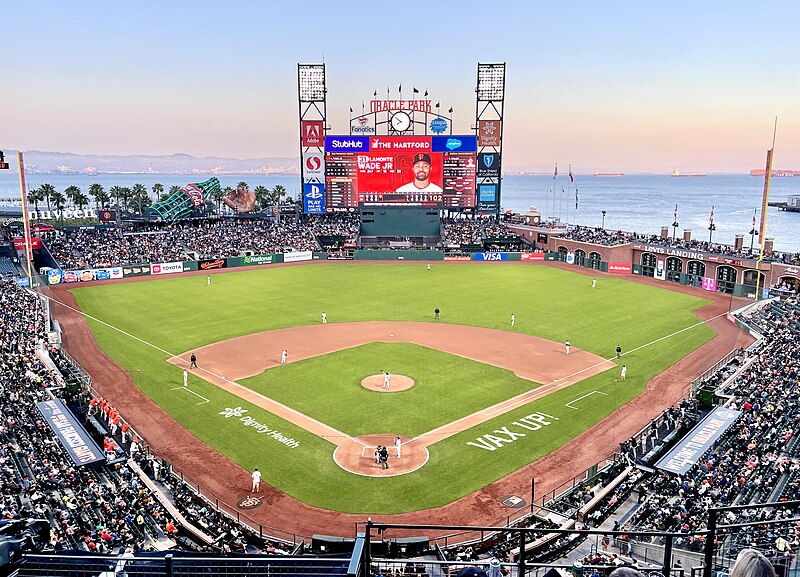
[239,342,540,438]
[71,263,715,513]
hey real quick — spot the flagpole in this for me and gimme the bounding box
[755,117,778,300]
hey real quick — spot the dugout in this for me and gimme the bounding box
[359,206,441,247]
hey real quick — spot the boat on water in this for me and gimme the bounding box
[751,168,798,177]
[593,171,624,177]
[671,170,707,177]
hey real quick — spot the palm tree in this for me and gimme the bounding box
[210,187,225,214]
[132,183,148,214]
[89,183,106,209]
[64,185,82,208]
[253,186,270,210]
[152,183,164,200]
[39,183,56,212]
[74,191,90,210]
[27,187,45,216]
[236,181,249,191]
[50,190,67,228]
[169,185,182,195]
[273,184,287,204]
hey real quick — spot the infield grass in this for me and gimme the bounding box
[239,342,540,437]
[70,262,716,513]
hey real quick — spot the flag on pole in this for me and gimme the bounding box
[673,203,678,221]
[448,107,453,113]
[413,87,419,94]
[709,205,715,224]
[373,90,377,97]
[568,164,574,183]
[575,188,579,210]
[398,83,402,93]
[435,102,440,108]
[553,163,558,180]
[752,211,756,227]
[349,107,353,113]
[424,90,428,97]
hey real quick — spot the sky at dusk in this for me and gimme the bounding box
[1,0,798,172]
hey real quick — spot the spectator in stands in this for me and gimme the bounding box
[730,549,777,577]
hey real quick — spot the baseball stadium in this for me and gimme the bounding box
[0,63,798,577]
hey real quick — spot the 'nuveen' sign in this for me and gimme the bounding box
[655,406,740,475]
[37,398,105,466]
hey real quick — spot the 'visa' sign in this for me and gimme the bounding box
[474,252,508,261]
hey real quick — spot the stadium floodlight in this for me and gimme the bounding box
[298,64,326,102]
[476,63,505,101]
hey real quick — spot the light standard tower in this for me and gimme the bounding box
[601,210,606,229]
[749,208,758,252]
[708,205,716,244]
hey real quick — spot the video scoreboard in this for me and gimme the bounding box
[316,135,477,212]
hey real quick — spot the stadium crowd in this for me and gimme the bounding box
[558,226,800,264]
[43,219,319,270]
[0,278,291,558]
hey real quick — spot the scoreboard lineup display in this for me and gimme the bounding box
[323,136,477,210]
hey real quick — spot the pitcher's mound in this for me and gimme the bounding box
[361,374,414,392]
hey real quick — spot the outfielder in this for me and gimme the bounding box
[511,313,515,327]
[207,275,211,286]
[322,312,327,324]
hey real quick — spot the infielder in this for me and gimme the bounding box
[251,468,261,493]
[383,371,390,390]
[322,312,327,324]
[183,369,188,387]
[281,349,287,365]
[620,365,627,381]
[565,340,571,355]
[395,436,402,458]
[511,313,515,327]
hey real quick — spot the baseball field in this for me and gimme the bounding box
[67,262,715,515]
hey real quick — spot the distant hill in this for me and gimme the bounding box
[21,151,300,175]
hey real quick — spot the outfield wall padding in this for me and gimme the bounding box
[354,250,444,261]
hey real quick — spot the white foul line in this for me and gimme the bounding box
[565,390,608,410]
[170,386,210,405]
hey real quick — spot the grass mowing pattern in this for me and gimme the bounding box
[239,342,540,438]
[71,263,715,513]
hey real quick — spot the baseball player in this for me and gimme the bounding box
[511,313,515,327]
[207,275,211,286]
[591,279,597,288]
[190,353,197,368]
[427,264,431,271]
[281,349,287,365]
[395,436,402,458]
[434,307,440,320]
[383,371,390,390]
[251,468,261,493]
[322,312,327,324]
[374,445,381,464]
[565,340,571,355]
[616,345,622,359]
[620,365,627,381]
[183,369,188,387]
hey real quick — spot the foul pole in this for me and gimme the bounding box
[17,152,34,284]
[754,118,777,300]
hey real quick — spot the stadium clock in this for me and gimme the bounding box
[390,111,411,132]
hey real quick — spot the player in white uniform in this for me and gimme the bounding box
[207,275,211,285]
[281,349,287,365]
[183,369,188,387]
[511,313,515,327]
[251,468,261,493]
[565,340,571,355]
[383,372,390,389]
[620,365,627,381]
[322,312,327,324]
[591,279,596,288]
[395,436,402,458]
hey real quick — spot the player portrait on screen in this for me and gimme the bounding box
[395,153,443,193]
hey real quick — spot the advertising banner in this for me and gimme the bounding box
[242,254,281,266]
[79,270,96,282]
[473,252,508,261]
[198,258,226,270]
[478,120,502,148]
[566,251,575,264]
[37,398,105,467]
[656,406,741,475]
[151,262,183,275]
[608,262,632,274]
[477,153,501,178]
[13,237,42,251]
[63,271,79,283]
[98,209,117,223]
[301,120,324,147]
[16,277,30,287]
[303,153,325,179]
[478,185,497,203]
[122,263,151,277]
[521,252,545,262]
[537,233,549,244]
[47,269,63,285]
[303,183,326,214]
[325,136,476,210]
[701,277,717,291]
[284,251,313,263]
[350,116,376,135]
[182,261,199,272]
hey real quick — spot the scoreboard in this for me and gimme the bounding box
[322,135,477,211]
